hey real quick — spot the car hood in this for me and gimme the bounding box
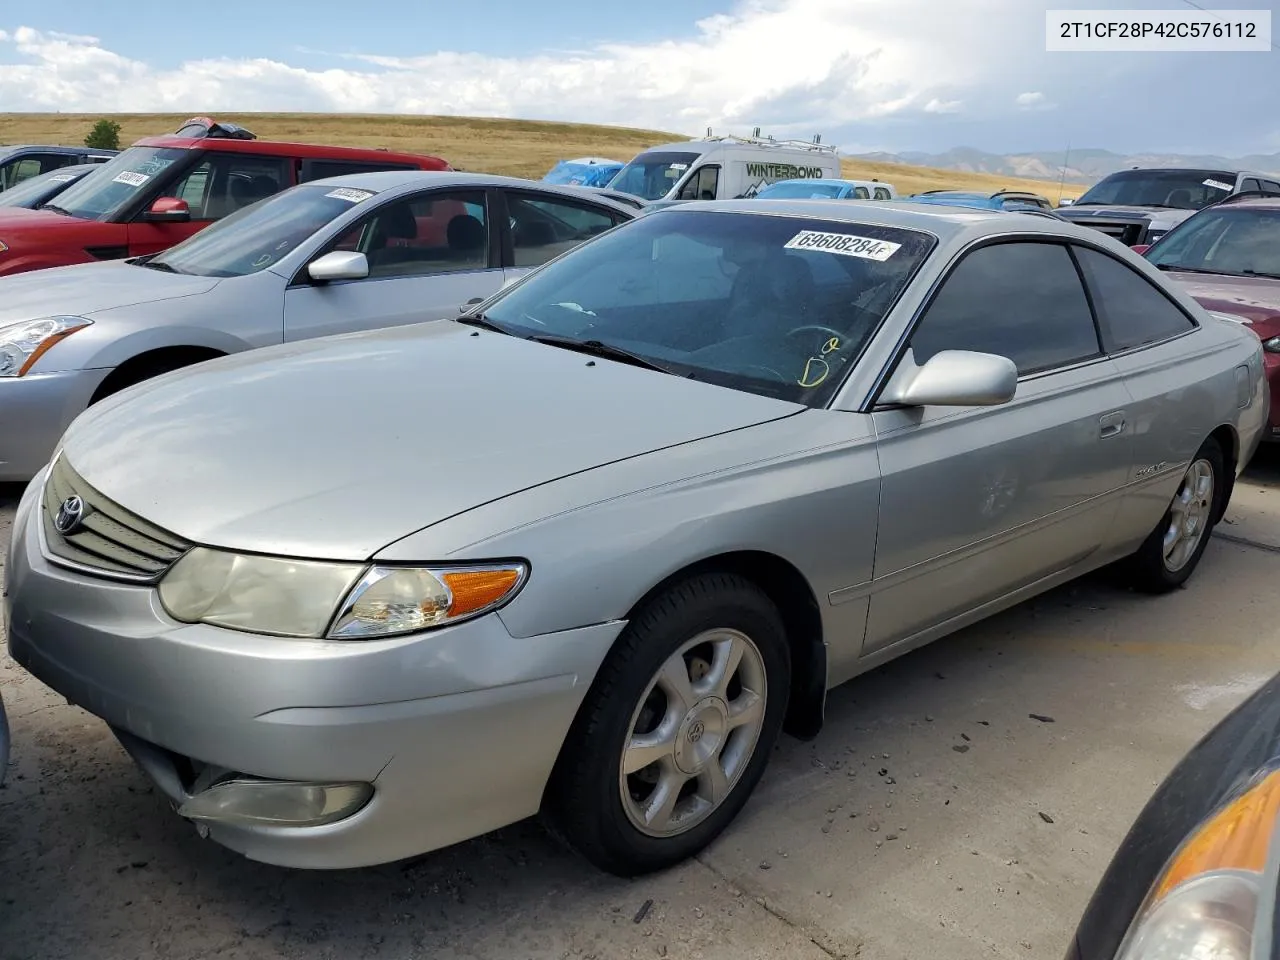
[0,205,120,242]
[1164,271,1280,338]
[59,321,804,560]
[0,260,220,326]
[1060,205,1193,228]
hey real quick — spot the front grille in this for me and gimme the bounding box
[42,457,192,582]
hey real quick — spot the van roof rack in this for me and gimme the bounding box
[695,132,839,156]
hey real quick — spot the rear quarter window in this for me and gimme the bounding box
[1073,246,1197,352]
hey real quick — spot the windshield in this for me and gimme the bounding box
[1075,169,1236,210]
[0,167,87,208]
[147,184,378,278]
[1148,207,1280,279]
[757,182,846,200]
[481,209,934,405]
[49,147,189,221]
[608,152,701,201]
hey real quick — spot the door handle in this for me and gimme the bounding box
[1099,411,1126,439]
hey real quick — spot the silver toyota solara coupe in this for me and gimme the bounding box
[5,200,1268,876]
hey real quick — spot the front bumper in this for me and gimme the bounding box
[4,480,623,867]
[0,368,109,482]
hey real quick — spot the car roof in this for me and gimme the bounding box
[661,198,1103,242]
[1208,196,1280,212]
[132,134,446,166]
[296,170,641,213]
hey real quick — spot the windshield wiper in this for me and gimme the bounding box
[135,259,181,274]
[37,202,72,216]
[1154,263,1220,274]
[527,334,675,374]
[1241,269,1280,280]
[454,312,515,335]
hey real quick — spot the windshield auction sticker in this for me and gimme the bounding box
[1202,179,1234,192]
[325,188,375,203]
[112,171,150,187]
[784,231,901,261]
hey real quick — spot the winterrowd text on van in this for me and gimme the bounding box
[746,163,826,180]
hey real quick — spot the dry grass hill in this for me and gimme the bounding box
[0,112,1084,201]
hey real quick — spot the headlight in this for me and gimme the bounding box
[1112,768,1280,960]
[0,240,8,253]
[158,547,528,639]
[0,316,93,377]
[1264,336,1280,354]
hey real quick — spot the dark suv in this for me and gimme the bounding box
[1058,167,1280,247]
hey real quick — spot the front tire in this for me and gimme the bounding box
[544,572,791,876]
[1121,436,1225,594]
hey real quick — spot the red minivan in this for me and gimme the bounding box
[0,118,451,276]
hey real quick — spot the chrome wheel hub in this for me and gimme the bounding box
[620,629,767,838]
[673,697,728,776]
[1163,458,1215,573]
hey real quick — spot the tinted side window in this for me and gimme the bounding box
[508,194,620,267]
[910,241,1100,375]
[677,165,720,201]
[873,187,892,200]
[160,154,289,220]
[1242,178,1262,193]
[330,190,490,279]
[1073,246,1196,352]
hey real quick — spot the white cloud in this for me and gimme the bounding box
[0,2,1061,138]
[924,98,963,114]
[1014,90,1056,112]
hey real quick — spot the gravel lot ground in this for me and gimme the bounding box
[2,449,1279,960]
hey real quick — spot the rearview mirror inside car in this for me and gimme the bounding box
[307,250,369,283]
[143,197,191,223]
[879,349,1018,408]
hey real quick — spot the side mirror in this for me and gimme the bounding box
[143,197,191,223]
[307,250,369,283]
[880,349,1018,408]
[1130,243,1152,256]
[1057,198,1074,207]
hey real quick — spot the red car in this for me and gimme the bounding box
[0,117,451,276]
[1143,194,1280,442]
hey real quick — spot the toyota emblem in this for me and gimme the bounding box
[54,495,86,535]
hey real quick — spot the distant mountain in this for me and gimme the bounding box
[850,146,1280,185]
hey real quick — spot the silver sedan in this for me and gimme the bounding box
[5,200,1267,876]
[0,171,634,481]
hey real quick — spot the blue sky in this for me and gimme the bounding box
[1,0,1277,158]
[28,0,731,64]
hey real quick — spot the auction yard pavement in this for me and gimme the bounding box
[2,451,1279,960]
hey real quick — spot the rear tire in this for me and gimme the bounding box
[1120,437,1225,594]
[543,572,790,876]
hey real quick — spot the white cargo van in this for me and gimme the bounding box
[608,133,841,203]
